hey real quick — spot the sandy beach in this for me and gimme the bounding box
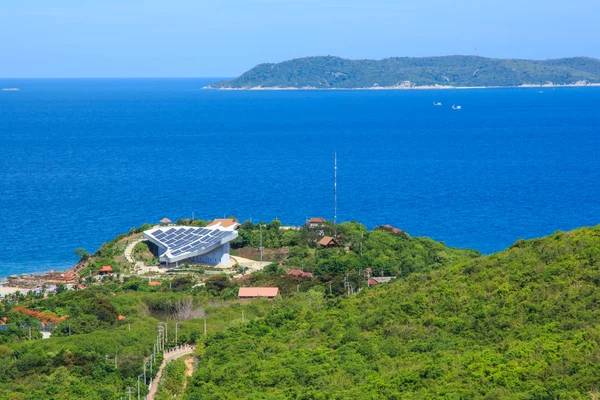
[0,286,30,297]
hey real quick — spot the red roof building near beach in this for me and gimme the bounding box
[307,217,325,224]
[160,218,172,225]
[238,287,280,300]
[100,266,113,275]
[148,281,161,286]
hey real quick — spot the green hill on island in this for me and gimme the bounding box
[208,55,600,89]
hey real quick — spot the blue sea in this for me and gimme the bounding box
[0,78,599,277]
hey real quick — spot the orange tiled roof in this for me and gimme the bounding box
[207,218,240,228]
[238,287,279,298]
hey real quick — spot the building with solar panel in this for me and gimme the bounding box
[143,220,239,266]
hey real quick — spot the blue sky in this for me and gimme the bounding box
[1,0,598,77]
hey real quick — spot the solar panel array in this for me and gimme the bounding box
[146,227,235,258]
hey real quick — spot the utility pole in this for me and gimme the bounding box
[68,324,71,337]
[259,223,263,264]
[126,386,133,400]
[242,310,245,323]
[175,322,178,344]
[204,317,207,336]
[328,281,332,295]
[137,374,143,400]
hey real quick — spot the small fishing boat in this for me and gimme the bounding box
[452,105,462,110]
[433,102,442,106]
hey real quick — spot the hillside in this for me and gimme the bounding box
[208,55,600,89]
[184,225,600,398]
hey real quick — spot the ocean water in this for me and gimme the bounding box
[0,79,599,277]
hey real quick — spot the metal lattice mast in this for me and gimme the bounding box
[334,151,337,237]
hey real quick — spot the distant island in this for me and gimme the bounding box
[207,55,600,90]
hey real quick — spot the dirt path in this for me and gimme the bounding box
[146,346,194,400]
[230,255,271,272]
[182,355,194,392]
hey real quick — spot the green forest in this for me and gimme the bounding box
[208,55,600,89]
[2,222,600,398]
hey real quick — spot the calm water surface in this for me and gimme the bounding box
[0,79,599,276]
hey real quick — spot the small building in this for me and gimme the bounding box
[306,217,325,228]
[99,266,113,275]
[207,218,240,231]
[148,281,161,287]
[367,278,379,286]
[238,287,279,301]
[318,236,339,248]
[285,269,313,278]
[117,315,126,321]
[368,277,393,286]
[76,284,85,290]
[160,218,172,226]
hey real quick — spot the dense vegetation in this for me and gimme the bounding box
[233,220,478,277]
[208,56,600,89]
[185,225,600,399]
[3,221,600,398]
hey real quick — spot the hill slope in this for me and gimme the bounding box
[208,56,600,89]
[185,225,600,398]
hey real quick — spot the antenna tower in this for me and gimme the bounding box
[334,151,337,237]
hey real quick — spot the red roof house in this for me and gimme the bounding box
[238,287,280,300]
[306,217,326,228]
[318,236,339,247]
[367,278,379,286]
[285,269,314,279]
[148,281,161,287]
[207,218,240,230]
[99,266,113,275]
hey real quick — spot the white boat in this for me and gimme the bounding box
[452,105,462,110]
[433,102,442,106]
[1,88,20,91]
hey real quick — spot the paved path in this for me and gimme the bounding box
[146,346,194,400]
[124,239,145,264]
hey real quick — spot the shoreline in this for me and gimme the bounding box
[206,83,600,91]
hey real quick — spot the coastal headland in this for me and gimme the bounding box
[207,55,600,90]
